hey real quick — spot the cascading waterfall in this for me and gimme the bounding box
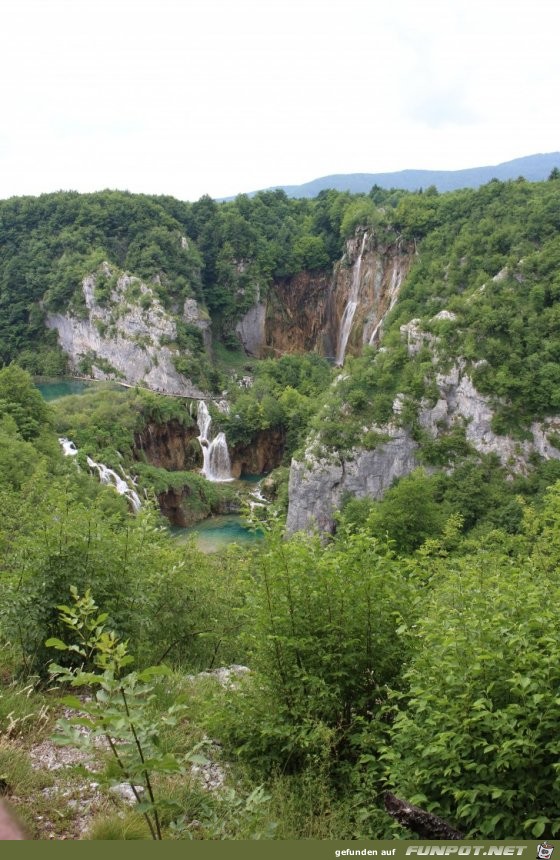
[248,483,267,511]
[59,437,78,457]
[58,436,141,512]
[368,258,404,346]
[86,457,142,512]
[197,401,233,482]
[335,232,368,366]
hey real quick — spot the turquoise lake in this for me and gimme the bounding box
[35,378,93,400]
[170,514,263,553]
[37,380,264,553]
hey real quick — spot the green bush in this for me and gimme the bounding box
[384,487,560,838]
[208,524,415,779]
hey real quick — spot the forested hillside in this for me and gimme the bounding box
[1,173,560,839]
[0,187,350,373]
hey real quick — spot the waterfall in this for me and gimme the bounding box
[86,456,142,512]
[335,232,367,366]
[248,483,267,511]
[59,437,78,457]
[58,437,141,511]
[197,401,233,482]
[368,258,404,346]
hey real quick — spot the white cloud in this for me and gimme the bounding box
[1,0,559,200]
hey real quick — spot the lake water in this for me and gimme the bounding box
[170,514,263,553]
[37,380,266,553]
[35,379,93,401]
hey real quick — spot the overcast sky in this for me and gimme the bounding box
[2,0,559,201]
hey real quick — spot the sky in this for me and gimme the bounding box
[2,0,560,201]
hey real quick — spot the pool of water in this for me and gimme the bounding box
[170,514,263,553]
[35,379,93,401]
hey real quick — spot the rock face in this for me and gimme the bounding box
[230,429,285,477]
[420,364,560,470]
[287,355,560,535]
[157,485,238,528]
[286,429,419,534]
[233,233,415,359]
[235,301,267,357]
[264,272,333,356]
[133,420,201,471]
[183,298,212,352]
[46,265,206,397]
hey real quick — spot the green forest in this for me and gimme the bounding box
[1,172,560,840]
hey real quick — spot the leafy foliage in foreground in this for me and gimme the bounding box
[384,489,560,838]
[204,522,416,794]
[48,588,186,840]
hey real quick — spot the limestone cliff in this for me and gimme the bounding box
[133,420,201,471]
[233,232,415,360]
[264,273,333,357]
[46,265,207,397]
[230,429,286,477]
[287,317,560,534]
[286,429,419,534]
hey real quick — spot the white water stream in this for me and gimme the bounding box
[368,258,404,346]
[335,232,368,366]
[196,401,233,482]
[58,436,142,512]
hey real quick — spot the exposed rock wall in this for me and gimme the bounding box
[46,266,206,397]
[264,273,333,357]
[287,356,560,534]
[235,302,267,357]
[230,429,286,477]
[133,420,201,471]
[286,429,419,534]
[234,233,415,359]
[158,486,239,528]
[420,364,560,471]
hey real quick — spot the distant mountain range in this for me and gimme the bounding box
[241,152,560,199]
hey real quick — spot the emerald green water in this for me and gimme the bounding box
[170,514,262,553]
[35,379,92,401]
[37,381,266,553]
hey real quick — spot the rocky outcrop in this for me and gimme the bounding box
[264,273,333,356]
[157,485,239,528]
[420,364,560,471]
[287,345,560,534]
[234,233,415,360]
[183,298,212,352]
[46,265,206,397]
[286,429,419,534]
[230,429,285,477]
[133,420,201,471]
[235,301,267,357]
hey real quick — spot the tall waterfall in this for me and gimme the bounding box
[335,232,368,366]
[368,258,404,346]
[197,401,233,482]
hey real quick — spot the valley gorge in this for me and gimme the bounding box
[4,178,560,840]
